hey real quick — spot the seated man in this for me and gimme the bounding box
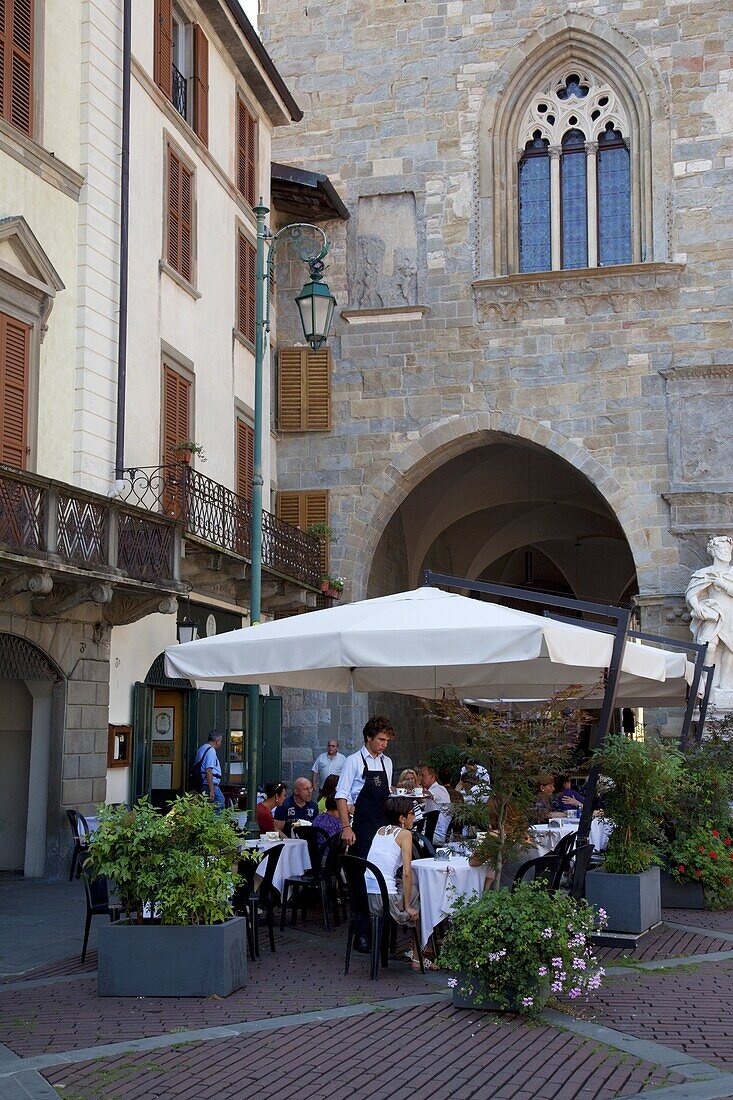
[419,764,452,843]
[273,776,318,833]
[365,796,420,964]
[312,796,345,845]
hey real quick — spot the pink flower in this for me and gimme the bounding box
[447,978,458,988]
[568,988,582,999]
[541,928,553,938]
[521,996,534,1008]
[538,966,548,977]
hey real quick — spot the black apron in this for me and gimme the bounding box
[351,752,390,859]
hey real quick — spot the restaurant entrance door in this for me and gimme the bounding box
[0,679,32,870]
[150,689,185,807]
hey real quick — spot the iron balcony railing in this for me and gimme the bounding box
[0,464,178,585]
[172,64,187,120]
[119,464,323,590]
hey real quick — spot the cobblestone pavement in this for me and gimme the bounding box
[0,907,732,1099]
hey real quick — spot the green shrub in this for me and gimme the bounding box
[439,882,605,1015]
[668,823,733,909]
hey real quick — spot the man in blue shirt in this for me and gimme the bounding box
[194,731,224,812]
[273,777,318,832]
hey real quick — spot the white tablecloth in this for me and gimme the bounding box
[412,856,490,947]
[255,837,311,897]
[528,818,613,857]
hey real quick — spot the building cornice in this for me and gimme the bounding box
[0,118,84,202]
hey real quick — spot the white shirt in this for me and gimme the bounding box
[336,748,393,804]
[424,781,452,842]
[460,764,490,804]
[312,751,346,790]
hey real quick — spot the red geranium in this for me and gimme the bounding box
[712,829,720,838]
[710,851,718,860]
[725,838,732,846]
[695,869,702,877]
[677,865,686,873]
[723,876,730,886]
[699,846,706,854]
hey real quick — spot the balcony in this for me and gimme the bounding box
[119,464,324,612]
[0,464,183,623]
[172,64,187,121]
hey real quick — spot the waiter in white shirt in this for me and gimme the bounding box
[336,715,394,859]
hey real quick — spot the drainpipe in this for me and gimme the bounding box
[114,0,132,481]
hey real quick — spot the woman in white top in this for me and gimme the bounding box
[365,796,419,928]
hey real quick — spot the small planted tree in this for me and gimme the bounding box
[431,689,588,887]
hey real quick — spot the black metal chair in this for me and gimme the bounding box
[67,809,90,882]
[551,829,579,861]
[510,852,564,892]
[422,810,441,843]
[341,854,424,980]
[279,826,332,933]
[323,832,348,927]
[251,843,284,953]
[411,830,437,860]
[80,867,121,963]
[232,856,259,962]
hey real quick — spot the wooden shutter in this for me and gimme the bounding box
[154,0,173,99]
[236,98,257,207]
[237,231,256,344]
[0,311,29,469]
[278,347,331,431]
[276,489,330,573]
[167,146,193,282]
[161,364,190,463]
[193,24,208,146]
[0,0,34,136]
[236,418,255,501]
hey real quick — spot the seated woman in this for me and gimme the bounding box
[365,795,419,938]
[551,774,585,812]
[255,782,287,833]
[394,768,424,826]
[534,773,567,823]
[317,774,339,813]
[312,795,345,845]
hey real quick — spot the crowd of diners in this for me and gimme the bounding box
[247,715,592,958]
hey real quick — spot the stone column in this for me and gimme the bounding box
[549,145,562,270]
[585,140,599,268]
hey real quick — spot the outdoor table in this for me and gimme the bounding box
[412,856,490,948]
[254,836,311,898]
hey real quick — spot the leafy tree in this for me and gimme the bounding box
[430,690,587,887]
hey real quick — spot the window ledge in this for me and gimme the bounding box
[233,328,255,353]
[341,305,429,325]
[159,260,201,300]
[0,118,84,201]
[473,262,685,323]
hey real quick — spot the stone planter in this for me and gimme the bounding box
[660,870,705,909]
[585,865,661,934]
[452,972,549,1012]
[97,917,247,997]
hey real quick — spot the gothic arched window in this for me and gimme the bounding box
[517,71,632,273]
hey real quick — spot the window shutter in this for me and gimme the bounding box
[0,311,29,469]
[276,489,330,574]
[236,98,257,207]
[237,231,256,344]
[167,147,193,283]
[161,364,190,463]
[0,0,33,136]
[154,0,173,100]
[193,25,208,146]
[278,347,331,432]
[236,418,255,501]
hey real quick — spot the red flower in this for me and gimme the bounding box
[725,838,732,846]
[710,852,718,860]
[723,876,730,885]
[695,869,702,878]
[699,846,706,854]
[712,830,720,838]
[678,865,686,873]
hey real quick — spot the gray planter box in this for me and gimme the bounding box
[660,870,705,909]
[585,865,661,934]
[97,917,247,997]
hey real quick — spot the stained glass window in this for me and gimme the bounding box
[561,129,588,270]
[598,126,632,266]
[519,135,551,273]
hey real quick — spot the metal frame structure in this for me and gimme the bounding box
[423,570,712,847]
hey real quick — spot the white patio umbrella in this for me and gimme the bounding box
[165,586,693,704]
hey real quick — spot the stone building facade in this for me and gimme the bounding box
[260,0,733,768]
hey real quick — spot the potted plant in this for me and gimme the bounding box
[431,689,587,886]
[585,734,682,934]
[305,522,335,543]
[320,575,344,598]
[662,724,733,908]
[440,881,606,1014]
[173,439,206,464]
[89,794,250,997]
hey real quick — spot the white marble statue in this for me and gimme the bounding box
[686,535,733,707]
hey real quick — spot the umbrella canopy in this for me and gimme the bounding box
[165,587,692,704]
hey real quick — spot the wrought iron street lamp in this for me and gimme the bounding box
[246,202,335,822]
[176,615,197,645]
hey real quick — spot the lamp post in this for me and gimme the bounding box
[246,201,336,824]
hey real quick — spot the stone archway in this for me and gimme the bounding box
[344,411,651,600]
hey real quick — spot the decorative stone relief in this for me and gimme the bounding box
[662,365,733,494]
[349,193,419,309]
[686,536,733,711]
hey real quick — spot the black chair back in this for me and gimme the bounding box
[411,830,436,860]
[293,825,328,874]
[569,843,594,900]
[83,869,111,913]
[341,854,389,920]
[67,809,90,842]
[256,842,284,900]
[422,810,441,843]
[511,853,563,892]
[551,829,578,859]
[232,856,259,914]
